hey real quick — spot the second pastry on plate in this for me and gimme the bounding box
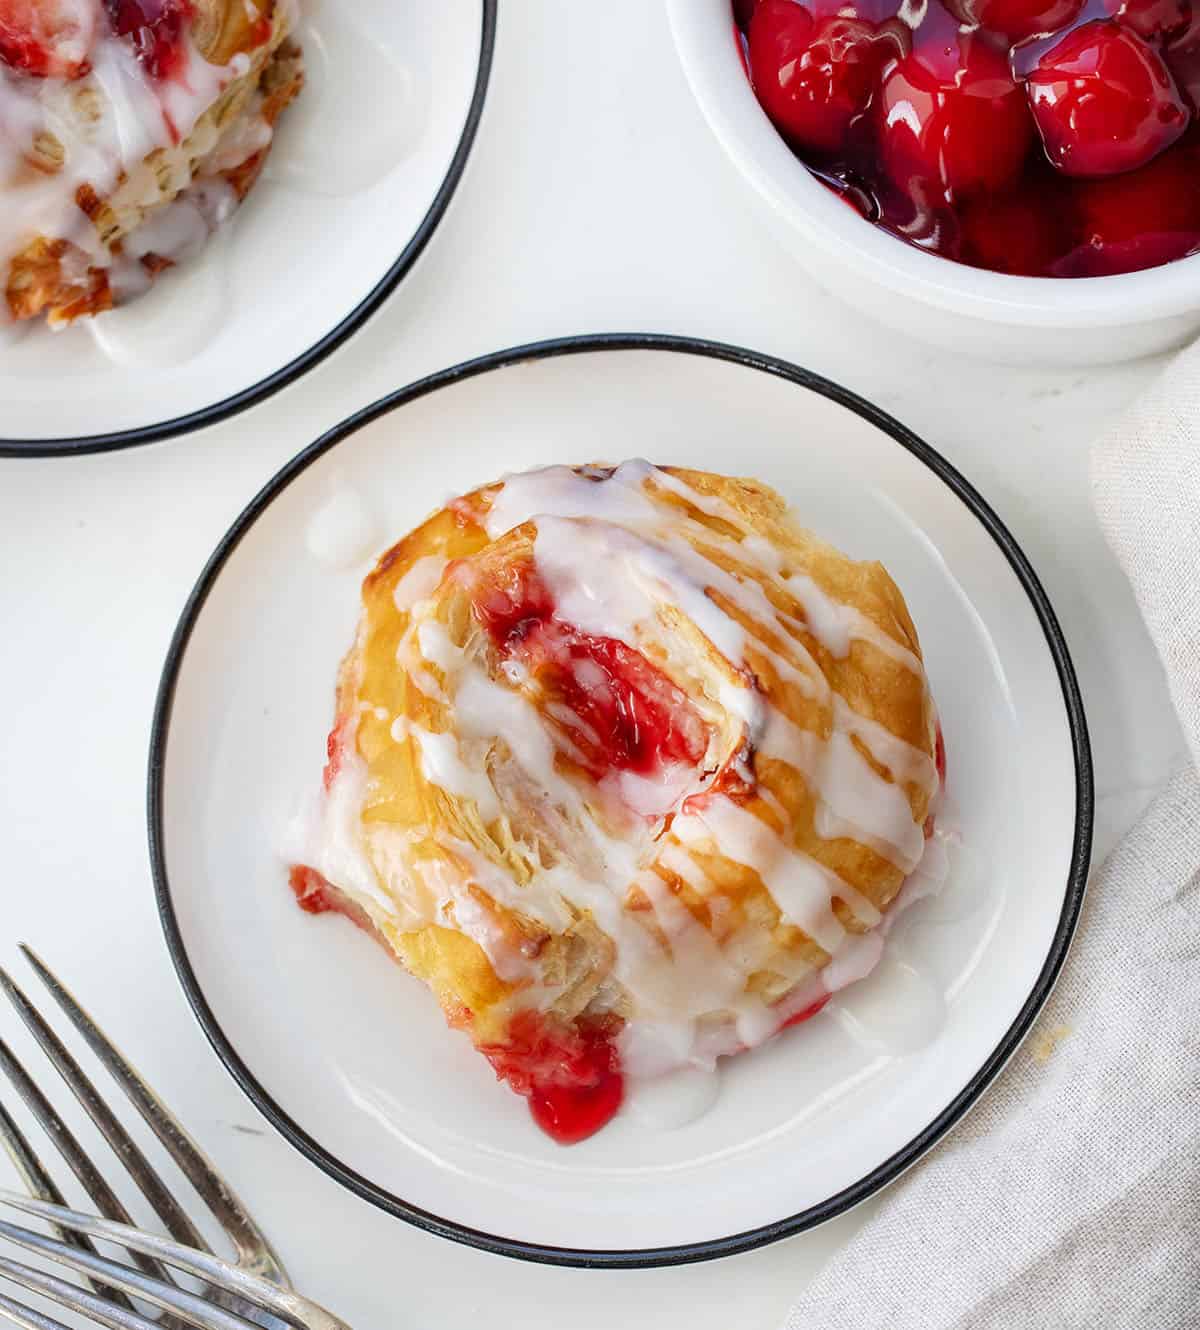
[1,0,495,453]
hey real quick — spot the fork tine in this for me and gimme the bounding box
[0,1193,346,1330]
[0,1285,74,1330]
[0,1101,60,1208]
[0,1217,263,1330]
[0,1039,175,1291]
[19,948,286,1285]
[0,969,207,1255]
[0,1254,158,1330]
[0,1101,132,1310]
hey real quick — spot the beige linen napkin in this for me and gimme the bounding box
[784,344,1200,1330]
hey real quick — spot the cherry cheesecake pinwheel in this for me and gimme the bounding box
[289,462,945,1144]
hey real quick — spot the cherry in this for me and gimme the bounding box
[1060,135,1200,272]
[1164,8,1200,106]
[747,0,896,155]
[1106,0,1191,39]
[955,0,1085,43]
[878,18,1034,200]
[542,633,708,777]
[104,0,193,79]
[0,0,95,78]
[958,184,1073,274]
[1027,22,1189,177]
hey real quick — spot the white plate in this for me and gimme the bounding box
[149,336,1092,1265]
[0,0,494,456]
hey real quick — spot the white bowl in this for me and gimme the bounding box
[667,0,1200,366]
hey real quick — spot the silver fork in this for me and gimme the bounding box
[0,945,349,1330]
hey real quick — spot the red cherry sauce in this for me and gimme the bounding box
[467,559,708,783]
[104,0,193,80]
[288,864,371,927]
[0,29,52,74]
[737,0,1200,276]
[247,12,272,48]
[0,0,93,78]
[321,716,352,792]
[778,994,832,1029]
[925,722,947,838]
[480,1010,625,1145]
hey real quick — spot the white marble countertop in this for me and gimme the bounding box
[0,3,1190,1327]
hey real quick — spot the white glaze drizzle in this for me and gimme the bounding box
[392,555,447,612]
[411,725,501,823]
[672,799,846,955]
[283,744,400,921]
[306,461,941,1085]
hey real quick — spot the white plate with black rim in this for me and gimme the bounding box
[149,334,1092,1267]
[0,0,494,458]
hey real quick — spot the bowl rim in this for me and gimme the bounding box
[147,332,1094,1268]
[0,0,497,460]
[666,0,1200,327]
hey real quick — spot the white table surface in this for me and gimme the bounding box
[0,3,1191,1327]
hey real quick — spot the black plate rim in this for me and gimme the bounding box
[148,331,1094,1269]
[0,1,497,459]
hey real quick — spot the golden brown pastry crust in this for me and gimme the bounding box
[302,464,940,1062]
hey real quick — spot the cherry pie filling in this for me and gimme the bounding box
[104,0,194,81]
[737,0,1200,275]
[466,558,711,782]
